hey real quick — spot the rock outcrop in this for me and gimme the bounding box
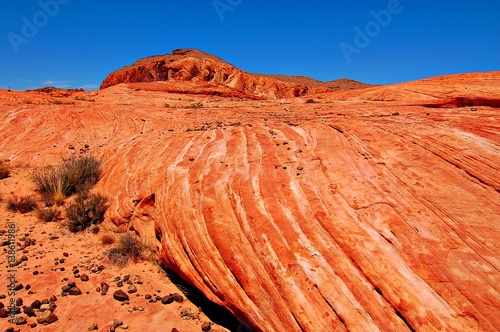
[1,71,499,331]
[100,49,371,99]
[100,49,311,99]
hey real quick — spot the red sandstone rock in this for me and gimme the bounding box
[0,71,499,331]
[101,49,372,99]
[100,49,312,99]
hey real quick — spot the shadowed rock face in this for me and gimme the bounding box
[1,71,499,331]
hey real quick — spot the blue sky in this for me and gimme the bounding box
[1,0,499,90]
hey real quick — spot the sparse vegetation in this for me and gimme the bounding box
[6,195,38,213]
[36,207,61,222]
[53,100,75,105]
[74,96,95,102]
[186,101,203,108]
[106,233,146,265]
[0,161,10,179]
[65,192,109,232]
[101,233,116,245]
[305,98,315,104]
[32,156,102,205]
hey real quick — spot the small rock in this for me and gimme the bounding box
[12,316,27,325]
[127,285,137,294]
[172,293,184,303]
[80,274,89,282]
[101,282,109,293]
[68,281,76,288]
[36,310,58,325]
[24,305,36,317]
[110,319,123,332]
[0,308,9,318]
[161,294,174,305]
[113,290,129,302]
[68,287,82,296]
[201,321,212,331]
[87,322,98,331]
[15,298,23,306]
[40,304,52,311]
[31,300,42,309]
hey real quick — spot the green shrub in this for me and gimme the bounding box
[6,195,38,213]
[36,207,61,222]
[0,162,10,179]
[32,156,102,205]
[65,193,109,232]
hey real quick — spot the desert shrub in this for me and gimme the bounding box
[0,162,10,179]
[101,233,115,245]
[36,207,61,222]
[63,156,101,193]
[107,233,145,265]
[6,195,38,213]
[305,98,315,104]
[90,225,100,234]
[32,166,68,205]
[65,193,109,232]
[32,156,102,205]
[186,102,203,108]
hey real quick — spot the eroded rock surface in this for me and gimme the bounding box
[101,49,371,99]
[0,71,499,331]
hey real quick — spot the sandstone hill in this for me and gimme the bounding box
[100,49,371,99]
[0,70,499,331]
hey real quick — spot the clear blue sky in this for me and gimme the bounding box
[1,0,499,90]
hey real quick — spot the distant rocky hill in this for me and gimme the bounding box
[101,49,371,99]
